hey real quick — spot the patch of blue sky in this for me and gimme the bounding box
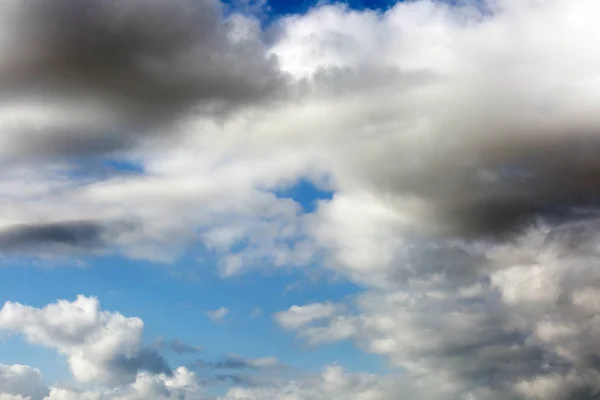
[0,249,381,376]
[0,336,70,386]
[274,177,334,214]
[61,156,144,182]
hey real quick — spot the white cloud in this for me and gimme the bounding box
[206,307,230,323]
[0,364,47,400]
[0,296,168,385]
[273,302,342,331]
[0,297,205,400]
[43,367,202,400]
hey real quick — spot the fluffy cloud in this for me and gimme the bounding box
[1,363,402,400]
[276,218,600,399]
[0,364,48,400]
[0,366,203,400]
[0,296,169,385]
[0,297,206,400]
[45,367,202,400]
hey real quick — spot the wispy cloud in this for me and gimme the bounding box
[206,306,230,323]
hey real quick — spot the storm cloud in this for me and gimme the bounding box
[0,219,135,254]
[0,0,287,162]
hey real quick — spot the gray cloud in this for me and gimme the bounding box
[0,364,49,400]
[280,217,600,399]
[0,0,287,162]
[170,339,202,355]
[193,357,253,370]
[108,347,172,377]
[0,295,165,385]
[193,355,280,371]
[153,338,202,355]
[0,219,135,253]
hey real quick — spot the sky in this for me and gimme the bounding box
[4,0,600,399]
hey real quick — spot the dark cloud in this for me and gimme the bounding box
[0,0,287,161]
[0,220,134,252]
[350,128,600,239]
[108,347,172,377]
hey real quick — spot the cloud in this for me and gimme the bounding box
[0,364,48,400]
[275,218,600,399]
[206,307,229,323]
[218,365,405,400]
[262,0,600,239]
[193,355,281,371]
[0,295,169,385]
[0,298,204,400]
[153,338,202,355]
[273,302,342,331]
[44,367,202,400]
[0,220,135,254]
[4,363,396,400]
[282,282,301,295]
[0,0,287,163]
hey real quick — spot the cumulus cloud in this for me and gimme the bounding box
[276,218,600,399]
[0,298,300,400]
[262,0,600,239]
[0,296,169,385]
[44,367,202,400]
[0,364,48,400]
[0,298,207,400]
[0,363,401,400]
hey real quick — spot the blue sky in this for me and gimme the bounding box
[0,177,384,392]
